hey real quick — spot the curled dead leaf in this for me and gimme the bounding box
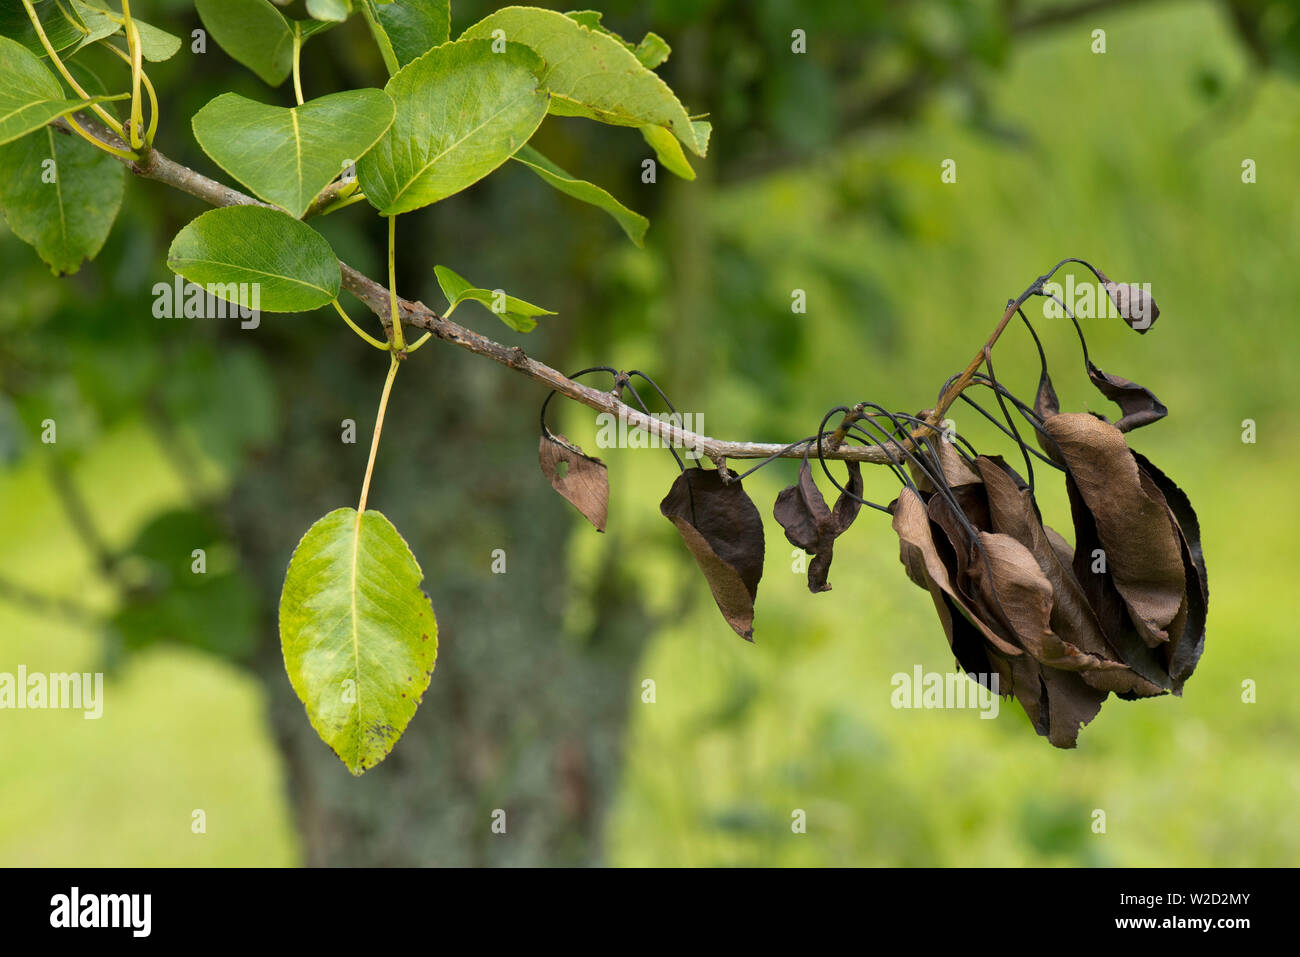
[1042,414,1185,646]
[1132,451,1209,693]
[773,459,863,593]
[1086,362,1168,433]
[1097,270,1160,333]
[660,467,765,640]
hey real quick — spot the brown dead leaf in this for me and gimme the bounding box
[1133,452,1209,693]
[1097,270,1160,333]
[773,459,863,593]
[661,468,765,640]
[1087,362,1168,433]
[1062,473,1173,695]
[539,434,609,531]
[1042,414,1185,646]
[975,456,1158,696]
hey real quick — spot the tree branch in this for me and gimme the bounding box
[59,117,902,466]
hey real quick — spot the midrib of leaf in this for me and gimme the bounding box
[290,107,303,214]
[0,93,123,128]
[387,86,537,208]
[349,509,363,768]
[0,98,68,124]
[165,256,333,294]
[46,128,67,252]
[551,90,653,131]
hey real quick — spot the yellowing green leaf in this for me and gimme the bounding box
[640,124,695,180]
[279,508,438,776]
[462,6,707,157]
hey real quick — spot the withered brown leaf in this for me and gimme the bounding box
[1042,414,1185,646]
[1062,473,1174,695]
[1035,366,1061,421]
[1132,451,1209,693]
[891,488,1024,660]
[910,438,981,493]
[1086,361,1168,433]
[539,433,610,532]
[773,459,863,593]
[975,456,1158,695]
[1097,270,1160,333]
[661,467,765,640]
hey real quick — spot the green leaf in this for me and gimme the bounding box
[132,18,182,62]
[166,206,341,313]
[192,89,395,219]
[279,507,438,776]
[70,2,182,60]
[641,123,694,181]
[433,264,555,333]
[68,1,119,51]
[195,0,294,86]
[692,118,713,154]
[0,35,121,146]
[0,0,85,56]
[307,0,352,22]
[374,0,450,67]
[0,125,124,275]
[512,144,647,245]
[462,6,707,157]
[358,37,549,216]
[357,0,399,74]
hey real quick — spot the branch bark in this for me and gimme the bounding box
[59,117,902,466]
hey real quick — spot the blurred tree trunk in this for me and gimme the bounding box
[228,205,654,864]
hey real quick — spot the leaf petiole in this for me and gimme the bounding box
[404,331,432,353]
[386,214,406,351]
[21,0,128,140]
[103,39,158,146]
[121,0,143,149]
[60,113,138,161]
[357,353,400,515]
[292,22,305,107]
